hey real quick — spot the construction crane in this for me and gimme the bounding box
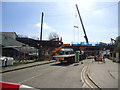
[75,4,89,44]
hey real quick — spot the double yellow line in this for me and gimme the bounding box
[81,64,101,89]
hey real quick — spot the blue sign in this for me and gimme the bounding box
[72,42,102,46]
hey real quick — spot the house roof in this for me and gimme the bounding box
[0,31,18,37]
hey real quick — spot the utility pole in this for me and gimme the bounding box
[39,12,44,60]
[40,12,44,41]
[75,4,89,44]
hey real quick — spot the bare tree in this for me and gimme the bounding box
[48,32,59,40]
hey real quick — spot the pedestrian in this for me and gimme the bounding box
[4,58,8,67]
[94,55,97,61]
[102,55,105,63]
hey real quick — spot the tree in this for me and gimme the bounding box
[48,32,59,40]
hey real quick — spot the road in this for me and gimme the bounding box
[2,61,89,88]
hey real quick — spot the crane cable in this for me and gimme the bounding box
[73,14,80,44]
[73,14,77,43]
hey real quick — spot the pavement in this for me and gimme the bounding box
[1,60,55,73]
[87,58,119,88]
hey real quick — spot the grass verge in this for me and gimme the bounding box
[13,59,43,66]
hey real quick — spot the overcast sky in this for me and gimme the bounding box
[2,0,119,44]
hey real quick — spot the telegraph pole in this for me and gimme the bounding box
[40,12,44,41]
[39,12,44,60]
[75,4,89,44]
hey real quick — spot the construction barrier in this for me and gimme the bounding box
[0,82,38,90]
[96,57,103,61]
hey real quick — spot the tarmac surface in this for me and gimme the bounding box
[2,60,84,88]
[2,58,120,89]
[2,60,55,73]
